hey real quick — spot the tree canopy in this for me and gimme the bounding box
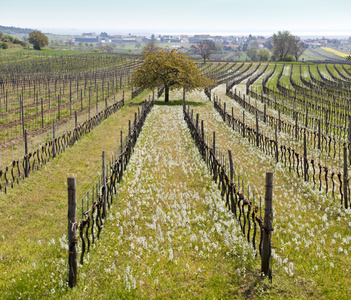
[246,46,258,61]
[194,40,216,63]
[131,47,215,102]
[271,31,306,61]
[28,30,49,50]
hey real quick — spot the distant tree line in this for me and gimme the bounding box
[0,25,34,34]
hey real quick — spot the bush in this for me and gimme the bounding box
[280,55,296,62]
[2,35,13,43]
[0,42,8,49]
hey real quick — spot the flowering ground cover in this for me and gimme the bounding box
[67,104,257,298]
[187,87,351,298]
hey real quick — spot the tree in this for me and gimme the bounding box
[246,46,258,61]
[28,31,49,50]
[194,40,216,63]
[135,41,142,50]
[131,47,215,102]
[257,48,271,61]
[215,42,223,54]
[271,30,294,61]
[290,36,307,61]
[346,52,351,61]
[142,40,159,54]
[0,42,8,49]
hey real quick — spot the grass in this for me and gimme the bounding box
[0,90,152,298]
[2,60,351,298]
[154,99,205,106]
[193,85,351,299]
[65,103,257,299]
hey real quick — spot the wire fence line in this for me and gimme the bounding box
[66,96,155,287]
[182,100,273,278]
[0,95,125,195]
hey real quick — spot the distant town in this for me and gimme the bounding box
[74,32,351,49]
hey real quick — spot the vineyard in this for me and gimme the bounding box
[1,50,351,299]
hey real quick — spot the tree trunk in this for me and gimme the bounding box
[165,85,169,102]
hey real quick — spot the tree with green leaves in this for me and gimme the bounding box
[28,30,49,50]
[246,46,258,61]
[131,47,215,102]
[257,48,271,61]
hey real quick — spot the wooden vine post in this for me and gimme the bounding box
[344,144,348,209]
[67,176,78,288]
[304,130,308,182]
[102,151,107,218]
[52,119,56,158]
[261,172,273,278]
[24,129,29,178]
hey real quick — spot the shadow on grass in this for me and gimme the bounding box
[154,100,206,106]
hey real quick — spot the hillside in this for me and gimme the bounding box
[0,24,35,35]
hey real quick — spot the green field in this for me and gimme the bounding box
[1,50,351,298]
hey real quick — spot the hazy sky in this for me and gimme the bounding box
[2,0,350,36]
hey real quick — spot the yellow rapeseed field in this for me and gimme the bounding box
[321,47,349,58]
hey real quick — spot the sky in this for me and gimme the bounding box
[1,0,351,37]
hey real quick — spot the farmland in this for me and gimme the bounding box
[1,49,351,299]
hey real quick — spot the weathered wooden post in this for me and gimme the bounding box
[278,110,281,132]
[243,111,245,138]
[318,119,321,150]
[87,87,90,119]
[213,131,216,155]
[196,114,199,132]
[52,119,56,158]
[102,151,107,218]
[67,176,77,288]
[24,129,29,178]
[201,120,204,141]
[21,97,25,136]
[256,112,259,147]
[295,113,298,141]
[274,124,278,163]
[344,144,348,209]
[75,111,78,128]
[304,130,308,181]
[264,103,267,123]
[41,98,44,128]
[232,107,234,130]
[261,172,273,278]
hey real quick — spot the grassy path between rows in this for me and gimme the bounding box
[66,104,256,299]
[0,91,150,298]
[188,88,351,299]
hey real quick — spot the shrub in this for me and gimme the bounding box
[0,42,8,49]
[280,55,296,62]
